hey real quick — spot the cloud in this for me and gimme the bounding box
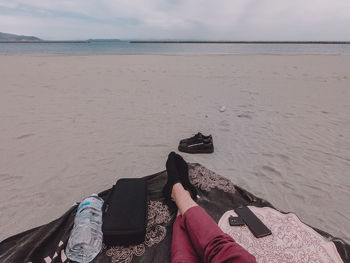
[0,0,349,40]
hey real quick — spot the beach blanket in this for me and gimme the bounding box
[0,163,349,263]
[219,207,344,262]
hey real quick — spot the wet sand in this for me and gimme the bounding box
[0,54,349,242]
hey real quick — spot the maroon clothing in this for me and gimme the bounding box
[172,206,257,263]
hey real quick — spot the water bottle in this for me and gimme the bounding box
[66,194,104,263]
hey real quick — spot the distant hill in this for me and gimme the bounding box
[0,32,41,42]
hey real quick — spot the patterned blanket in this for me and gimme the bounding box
[0,164,349,263]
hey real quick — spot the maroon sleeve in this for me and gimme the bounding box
[171,215,200,263]
[204,233,257,263]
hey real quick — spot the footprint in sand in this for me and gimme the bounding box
[15,133,35,140]
[0,173,23,182]
[261,165,282,178]
[237,113,252,119]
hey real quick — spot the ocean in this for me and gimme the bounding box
[1,40,350,55]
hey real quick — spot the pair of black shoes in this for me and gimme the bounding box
[162,152,197,207]
[178,132,214,154]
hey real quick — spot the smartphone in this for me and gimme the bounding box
[234,206,272,238]
[229,216,245,226]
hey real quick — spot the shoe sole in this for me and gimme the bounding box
[178,145,214,154]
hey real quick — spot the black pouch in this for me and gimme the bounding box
[102,178,147,246]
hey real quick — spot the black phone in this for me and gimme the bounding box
[234,206,272,238]
[229,216,245,226]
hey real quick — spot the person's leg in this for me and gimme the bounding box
[171,211,200,263]
[164,153,199,262]
[172,183,256,263]
[171,183,197,215]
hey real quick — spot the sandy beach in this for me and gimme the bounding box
[0,54,349,243]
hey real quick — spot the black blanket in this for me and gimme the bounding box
[1,164,349,263]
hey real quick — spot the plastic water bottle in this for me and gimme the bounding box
[66,194,104,263]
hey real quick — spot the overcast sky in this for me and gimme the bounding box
[0,0,349,40]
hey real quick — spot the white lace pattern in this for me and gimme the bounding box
[189,164,236,194]
[218,206,343,263]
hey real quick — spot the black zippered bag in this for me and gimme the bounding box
[102,178,147,246]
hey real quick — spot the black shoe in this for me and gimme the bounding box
[173,153,197,200]
[178,133,214,154]
[162,152,181,206]
[179,132,211,145]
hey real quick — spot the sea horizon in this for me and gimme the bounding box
[1,40,350,55]
[1,39,350,43]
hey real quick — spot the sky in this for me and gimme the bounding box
[0,0,349,41]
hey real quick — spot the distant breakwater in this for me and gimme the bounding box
[130,41,350,44]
